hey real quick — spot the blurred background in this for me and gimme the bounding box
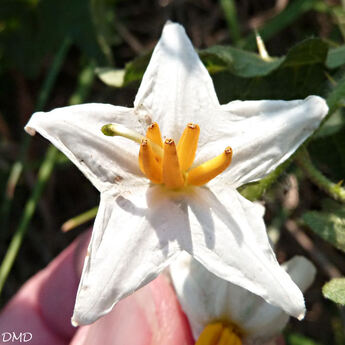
[1,1,345,344]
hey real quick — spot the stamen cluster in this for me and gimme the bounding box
[138,122,232,189]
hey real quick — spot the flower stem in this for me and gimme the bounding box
[220,0,241,46]
[0,37,72,234]
[0,145,58,294]
[61,206,98,232]
[295,148,345,203]
[0,60,95,296]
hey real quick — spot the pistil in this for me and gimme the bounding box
[102,123,163,158]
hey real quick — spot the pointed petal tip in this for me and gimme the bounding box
[24,125,36,136]
[71,318,79,327]
[24,111,45,136]
[305,95,329,118]
[288,292,306,321]
[297,311,305,321]
[162,21,187,39]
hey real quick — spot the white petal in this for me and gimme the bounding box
[134,22,220,139]
[170,252,212,339]
[182,186,306,320]
[25,104,145,192]
[194,96,328,188]
[282,255,316,292]
[244,256,316,342]
[72,186,187,325]
[171,253,315,342]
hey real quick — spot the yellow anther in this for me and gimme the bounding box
[218,327,242,345]
[177,123,200,172]
[187,147,233,186]
[146,122,163,148]
[139,139,162,184]
[196,322,223,345]
[163,139,185,189]
[217,327,231,345]
[196,323,242,345]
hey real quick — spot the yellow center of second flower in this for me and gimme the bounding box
[196,322,242,345]
[102,122,232,189]
[139,122,232,189]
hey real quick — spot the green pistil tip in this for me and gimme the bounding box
[101,124,116,136]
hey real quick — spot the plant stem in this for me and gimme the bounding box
[296,148,345,203]
[220,0,241,45]
[0,61,95,295]
[0,38,72,232]
[62,206,98,232]
[0,146,57,293]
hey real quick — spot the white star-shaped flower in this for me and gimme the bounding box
[170,252,316,345]
[25,22,328,326]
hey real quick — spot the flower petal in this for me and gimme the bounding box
[180,186,306,320]
[171,254,315,342]
[72,185,188,325]
[25,104,145,192]
[245,256,316,342]
[134,22,220,139]
[194,96,328,188]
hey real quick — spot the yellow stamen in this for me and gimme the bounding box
[177,123,200,171]
[218,327,242,345]
[146,122,163,148]
[196,322,223,345]
[217,328,231,345]
[163,139,185,189]
[196,323,243,345]
[139,139,162,184]
[187,147,233,186]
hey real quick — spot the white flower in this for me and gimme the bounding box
[170,252,316,345]
[24,22,328,326]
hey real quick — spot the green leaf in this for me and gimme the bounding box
[239,159,291,201]
[123,52,152,86]
[199,45,283,77]
[119,37,329,97]
[96,67,125,88]
[285,333,323,345]
[326,45,345,69]
[212,38,328,102]
[0,0,109,77]
[309,124,345,181]
[323,278,345,305]
[303,201,345,252]
[282,38,328,67]
[325,73,345,113]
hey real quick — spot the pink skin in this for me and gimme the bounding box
[0,232,193,345]
[0,232,284,345]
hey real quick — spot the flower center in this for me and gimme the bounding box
[196,322,243,345]
[102,122,232,189]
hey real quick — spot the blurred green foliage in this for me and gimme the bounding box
[323,278,345,305]
[303,199,345,253]
[0,0,119,77]
[286,333,322,345]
